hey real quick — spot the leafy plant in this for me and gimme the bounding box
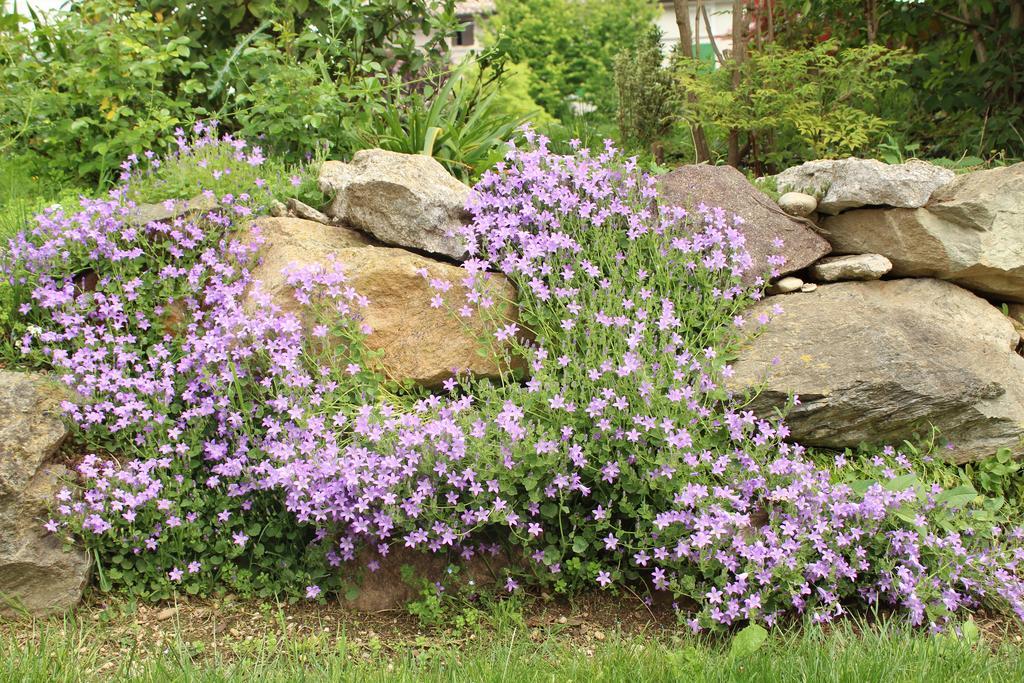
[614,26,677,150]
[0,0,206,187]
[344,56,526,182]
[673,39,915,172]
[487,0,659,120]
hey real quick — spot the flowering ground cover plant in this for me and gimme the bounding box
[4,124,1024,631]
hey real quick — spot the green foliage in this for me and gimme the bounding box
[487,0,659,119]
[133,0,458,81]
[673,40,914,171]
[209,0,460,161]
[485,62,556,129]
[614,27,676,149]
[343,57,527,182]
[0,0,207,187]
[730,623,769,659]
[0,0,521,188]
[774,0,1024,160]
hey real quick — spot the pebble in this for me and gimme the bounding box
[800,282,818,293]
[155,607,178,622]
[774,276,803,293]
[778,191,818,217]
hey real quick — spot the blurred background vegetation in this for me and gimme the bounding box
[0,0,1020,209]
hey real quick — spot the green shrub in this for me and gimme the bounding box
[487,0,659,120]
[614,27,677,150]
[0,0,206,187]
[673,40,915,171]
[342,57,527,182]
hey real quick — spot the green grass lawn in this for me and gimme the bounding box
[2,597,1022,683]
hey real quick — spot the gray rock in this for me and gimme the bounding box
[819,164,1024,301]
[319,150,471,260]
[778,192,817,217]
[286,198,331,225]
[810,253,892,282]
[728,279,1024,463]
[774,158,955,215]
[658,165,831,284]
[799,282,817,292]
[0,371,90,616]
[123,193,218,227]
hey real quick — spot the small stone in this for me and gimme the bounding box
[156,607,178,621]
[269,200,288,217]
[810,254,892,282]
[286,198,331,225]
[594,630,606,641]
[778,192,817,217]
[774,276,803,293]
[558,616,567,624]
[800,282,818,292]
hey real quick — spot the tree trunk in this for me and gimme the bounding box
[673,0,712,162]
[673,0,694,59]
[865,0,879,43]
[727,0,746,167]
[958,0,988,63]
[1011,1,1023,30]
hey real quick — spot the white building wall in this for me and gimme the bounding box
[655,1,734,57]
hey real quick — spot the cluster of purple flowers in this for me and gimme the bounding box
[7,126,1024,629]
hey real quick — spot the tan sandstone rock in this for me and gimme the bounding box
[245,217,519,387]
[0,371,90,616]
[810,253,892,282]
[820,164,1024,301]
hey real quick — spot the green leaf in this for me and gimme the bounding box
[961,618,981,643]
[572,536,588,554]
[936,484,977,509]
[883,473,917,492]
[729,623,769,659]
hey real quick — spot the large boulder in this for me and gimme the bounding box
[774,158,955,215]
[0,371,90,616]
[318,150,471,260]
[819,164,1024,302]
[728,279,1024,463]
[245,217,518,387]
[658,165,831,283]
